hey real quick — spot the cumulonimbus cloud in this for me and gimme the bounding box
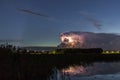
[59,31,120,50]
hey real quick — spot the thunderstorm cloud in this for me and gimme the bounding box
[58,31,120,50]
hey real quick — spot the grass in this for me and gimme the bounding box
[102,51,120,54]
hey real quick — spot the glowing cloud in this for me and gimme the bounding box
[58,31,120,50]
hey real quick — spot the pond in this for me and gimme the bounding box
[49,62,120,80]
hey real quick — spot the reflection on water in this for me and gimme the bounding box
[62,66,85,76]
[50,62,120,80]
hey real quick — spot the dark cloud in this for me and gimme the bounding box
[59,31,120,50]
[80,11,102,30]
[17,9,50,18]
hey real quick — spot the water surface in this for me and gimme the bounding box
[50,62,120,80]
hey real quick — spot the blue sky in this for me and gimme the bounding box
[0,0,120,46]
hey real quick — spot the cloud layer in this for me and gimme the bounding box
[80,11,102,30]
[59,31,120,50]
[18,9,50,18]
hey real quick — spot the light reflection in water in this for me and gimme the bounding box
[61,66,86,76]
[61,62,120,77]
[49,62,120,80]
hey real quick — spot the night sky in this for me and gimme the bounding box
[0,0,120,46]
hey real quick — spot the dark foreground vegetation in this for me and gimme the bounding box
[0,45,120,80]
[55,48,103,54]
